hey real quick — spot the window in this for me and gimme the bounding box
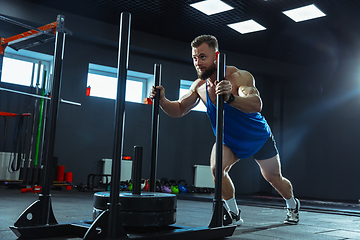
[179,80,206,112]
[1,48,52,88]
[87,63,153,103]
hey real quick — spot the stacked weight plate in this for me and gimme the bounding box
[93,192,177,227]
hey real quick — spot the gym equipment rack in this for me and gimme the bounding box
[1,15,80,190]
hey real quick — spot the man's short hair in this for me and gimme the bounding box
[191,35,218,50]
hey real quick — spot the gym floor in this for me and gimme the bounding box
[1,187,360,240]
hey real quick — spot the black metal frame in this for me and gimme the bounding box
[9,12,236,240]
[132,146,143,195]
[149,63,161,192]
[0,54,3,82]
[209,53,233,228]
[107,11,131,239]
[0,14,54,37]
[9,13,65,228]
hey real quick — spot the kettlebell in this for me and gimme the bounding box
[178,179,188,193]
[169,180,178,194]
[143,179,149,192]
[160,181,172,193]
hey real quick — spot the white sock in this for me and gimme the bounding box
[223,201,230,211]
[284,195,296,209]
[225,197,239,215]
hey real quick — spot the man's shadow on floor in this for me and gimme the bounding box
[234,222,294,235]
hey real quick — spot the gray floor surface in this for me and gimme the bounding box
[1,188,360,239]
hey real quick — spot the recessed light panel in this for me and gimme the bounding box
[228,20,266,34]
[283,4,326,22]
[190,0,234,15]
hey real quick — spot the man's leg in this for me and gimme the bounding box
[210,143,243,225]
[210,143,239,200]
[255,154,292,199]
[255,154,300,224]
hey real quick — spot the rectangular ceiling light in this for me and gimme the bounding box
[283,4,326,22]
[190,0,234,15]
[228,20,266,34]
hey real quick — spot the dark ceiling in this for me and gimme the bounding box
[22,0,360,65]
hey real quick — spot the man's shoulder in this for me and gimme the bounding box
[226,66,250,76]
[190,78,205,92]
[226,66,254,86]
[226,65,239,73]
[193,78,206,87]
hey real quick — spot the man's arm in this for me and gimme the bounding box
[149,80,200,118]
[216,68,262,113]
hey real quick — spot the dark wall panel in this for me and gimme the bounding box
[282,59,360,201]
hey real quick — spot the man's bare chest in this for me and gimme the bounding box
[197,81,217,106]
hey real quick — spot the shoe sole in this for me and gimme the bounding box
[284,220,299,225]
[234,218,244,226]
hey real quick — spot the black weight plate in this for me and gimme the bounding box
[93,192,177,212]
[93,207,176,227]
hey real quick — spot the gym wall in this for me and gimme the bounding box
[1,0,360,202]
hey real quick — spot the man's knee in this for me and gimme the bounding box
[211,165,216,177]
[210,144,237,177]
[263,172,282,186]
[211,165,222,177]
[210,165,229,177]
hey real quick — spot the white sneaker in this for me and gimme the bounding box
[230,211,244,226]
[284,198,300,224]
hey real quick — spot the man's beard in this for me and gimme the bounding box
[197,63,216,80]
